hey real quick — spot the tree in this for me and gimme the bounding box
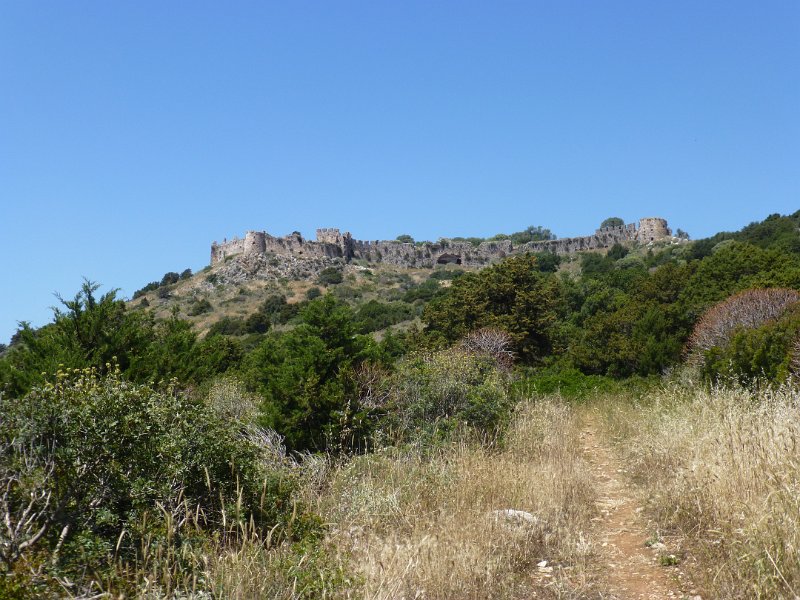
[160,271,180,286]
[0,281,153,395]
[423,255,562,363]
[600,217,625,229]
[396,234,414,243]
[244,295,374,451]
[509,225,555,245]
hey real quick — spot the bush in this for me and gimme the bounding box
[160,271,180,287]
[334,285,362,301]
[532,251,561,273]
[132,281,159,299]
[245,310,271,334]
[686,288,800,384]
[581,252,613,276]
[389,348,514,441]
[306,286,322,300]
[0,369,310,592]
[429,268,465,281]
[355,300,417,333]
[687,288,800,359]
[607,243,629,261]
[402,279,441,303]
[317,267,343,286]
[516,366,657,400]
[207,316,248,336]
[188,297,213,316]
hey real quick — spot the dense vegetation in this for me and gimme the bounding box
[2,210,800,596]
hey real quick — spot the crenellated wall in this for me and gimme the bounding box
[210,217,673,268]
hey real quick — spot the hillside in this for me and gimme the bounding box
[127,216,688,342]
[2,210,800,598]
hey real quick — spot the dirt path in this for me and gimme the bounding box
[581,416,698,600]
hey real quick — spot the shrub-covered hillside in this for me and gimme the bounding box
[2,210,800,596]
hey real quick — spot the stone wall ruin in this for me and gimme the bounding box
[210,218,673,268]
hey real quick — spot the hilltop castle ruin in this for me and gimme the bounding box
[210,217,671,269]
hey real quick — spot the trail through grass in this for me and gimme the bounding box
[581,412,691,599]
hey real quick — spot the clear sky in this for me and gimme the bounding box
[1,1,798,343]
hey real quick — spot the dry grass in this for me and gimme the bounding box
[306,399,602,599]
[112,398,600,599]
[129,262,445,338]
[599,383,800,599]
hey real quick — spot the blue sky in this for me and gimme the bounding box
[1,1,798,343]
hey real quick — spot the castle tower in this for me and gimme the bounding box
[637,218,671,243]
[316,228,343,245]
[244,230,267,255]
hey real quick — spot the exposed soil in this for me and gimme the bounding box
[581,416,699,600]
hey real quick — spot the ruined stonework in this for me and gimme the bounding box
[210,218,673,268]
[636,218,671,243]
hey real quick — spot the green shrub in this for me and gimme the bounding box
[207,316,248,336]
[355,300,417,333]
[0,369,311,590]
[402,279,441,303]
[700,310,800,385]
[532,251,561,272]
[607,243,629,261]
[515,366,657,400]
[429,268,465,281]
[389,348,514,442]
[188,297,213,315]
[580,252,614,275]
[306,286,322,300]
[160,271,180,286]
[244,295,375,451]
[245,310,271,334]
[317,267,344,286]
[132,281,159,299]
[333,285,362,301]
[423,255,562,363]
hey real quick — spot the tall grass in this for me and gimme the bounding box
[306,399,602,599]
[113,494,354,600]
[600,383,800,599]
